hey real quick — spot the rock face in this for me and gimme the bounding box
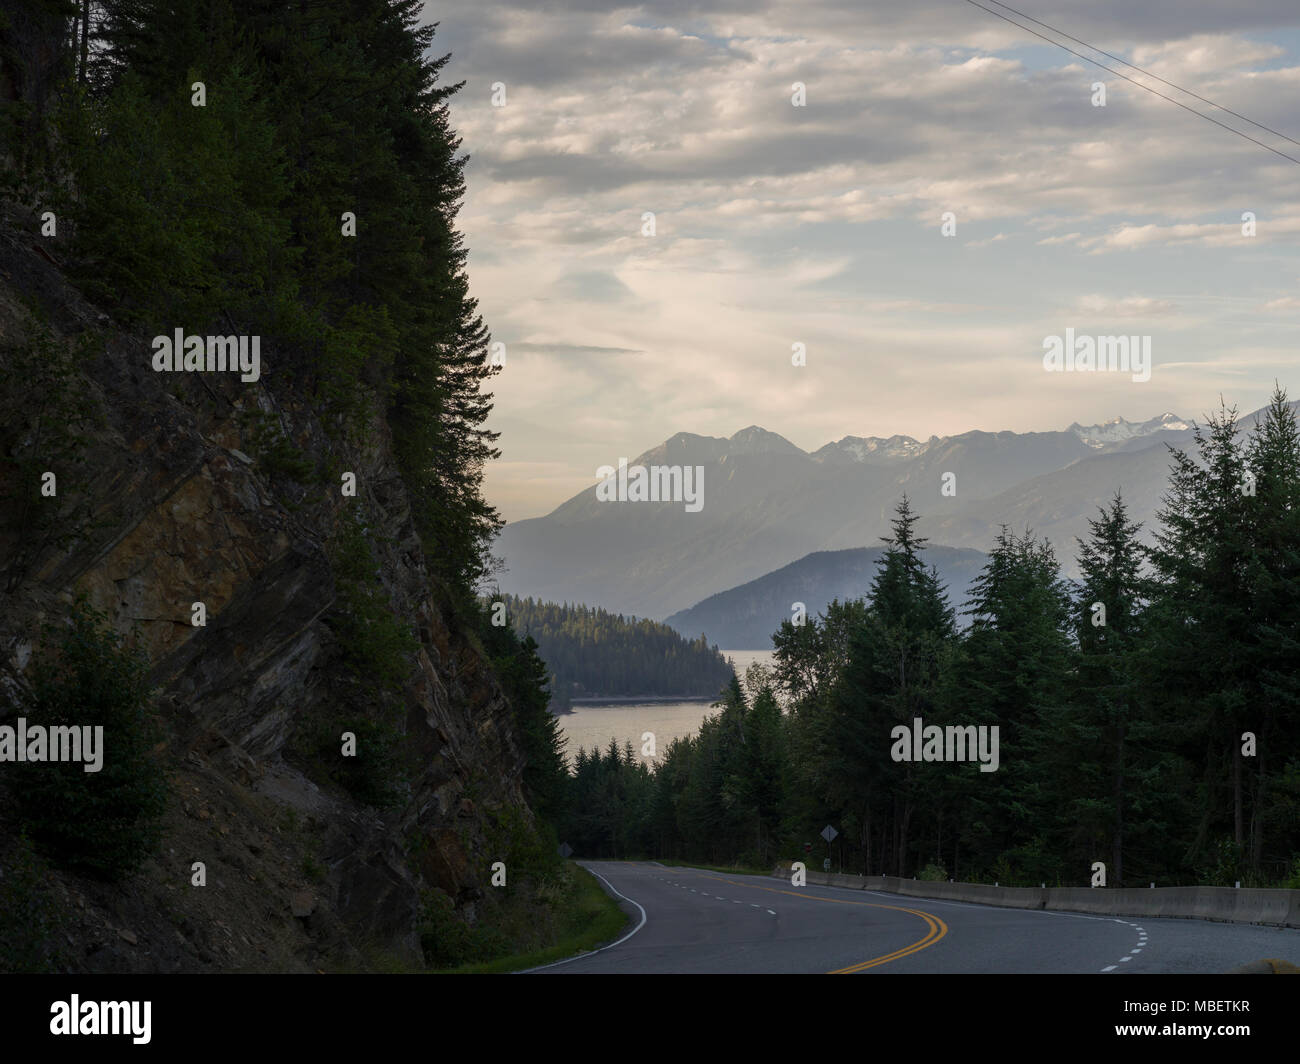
[0,218,531,971]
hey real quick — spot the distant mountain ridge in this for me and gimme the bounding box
[665,545,987,649]
[493,404,1291,620]
[805,412,1189,466]
[1068,412,1190,449]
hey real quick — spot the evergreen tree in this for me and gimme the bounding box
[1147,401,1256,877]
[1044,493,1168,885]
[1241,388,1300,873]
[949,527,1073,881]
[818,498,956,875]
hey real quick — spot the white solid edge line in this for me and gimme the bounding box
[518,868,648,973]
[859,889,1118,921]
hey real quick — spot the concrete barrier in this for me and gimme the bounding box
[770,863,1300,927]
[1045,886,1300,926]
[896,879,1046,910]
[769,865,879,891]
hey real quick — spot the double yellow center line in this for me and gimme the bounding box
[701,874,949,973]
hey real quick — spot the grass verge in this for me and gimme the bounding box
[434,864,628,974]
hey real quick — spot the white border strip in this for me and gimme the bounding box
[518,867,648,972]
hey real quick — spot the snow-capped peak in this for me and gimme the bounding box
[812,434,929,464]
[1069,413,1189,448]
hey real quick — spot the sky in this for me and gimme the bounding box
[424,1,1300,522]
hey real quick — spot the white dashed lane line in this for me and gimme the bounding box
[667,873,778,916]
[1100,919,1148,972]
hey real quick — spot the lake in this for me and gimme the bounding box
[555,649,775,765]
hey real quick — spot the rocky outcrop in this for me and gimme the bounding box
[0,214,530,971]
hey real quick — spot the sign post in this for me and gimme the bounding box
[820,824,838,873]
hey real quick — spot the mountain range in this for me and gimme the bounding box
[664,545,988,649]
[492,406,1282,628]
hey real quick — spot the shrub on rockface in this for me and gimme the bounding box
[9,600,167,880]
[417,888,508,968]
[292,509,416,810]
[0,831,67,971]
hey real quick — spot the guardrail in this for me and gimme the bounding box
[770,865,1300,927]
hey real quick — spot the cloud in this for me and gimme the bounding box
[1074,214,1300,251]
[1073,294,1178,315]
[423,2,1300,521]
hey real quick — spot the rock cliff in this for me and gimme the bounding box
[0,214,531,971]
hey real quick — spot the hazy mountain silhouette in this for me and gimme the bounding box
[664,544,987,648]
[492,407,1285,620]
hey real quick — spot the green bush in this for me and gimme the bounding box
[291,510,417,809]
[0,319,100,587]
[484,803,561,890]
[0,832,67,972]
[10,600,167,880]
[1282,856,1300,890]
[239,409,316,484]
[417,887,517,969]
[328,512,418,693]
[301,712,405,810]
[1202,838,1245,888]
[418,889,474,967]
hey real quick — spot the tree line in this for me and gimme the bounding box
[498,595,734,707]
[551,391,1300,888]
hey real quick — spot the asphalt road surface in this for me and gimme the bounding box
[530,861,1300,974]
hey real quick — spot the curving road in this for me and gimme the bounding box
[530,861,1300,974]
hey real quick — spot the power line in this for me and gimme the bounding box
[960,0,1300,166]
[985,0,1300,148]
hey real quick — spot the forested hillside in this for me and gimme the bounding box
[562,396,1300,889]
[0,0,574,973]
[6,0,501,592]
[499,595,735,706]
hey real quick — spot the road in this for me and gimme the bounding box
[531,861,1300,974]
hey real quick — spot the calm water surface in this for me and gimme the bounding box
[555,649,775,764]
